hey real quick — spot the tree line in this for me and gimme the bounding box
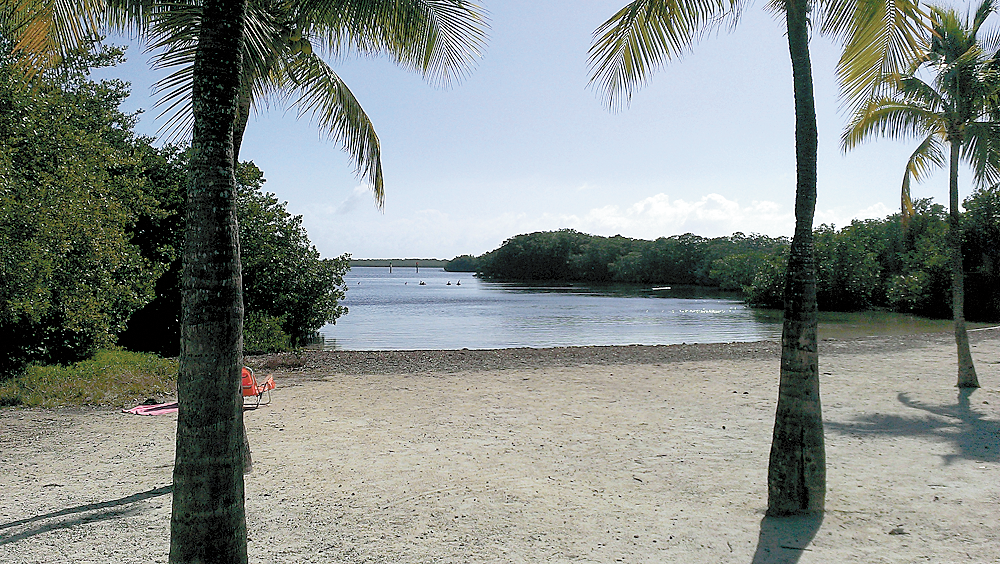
[0,47,349,379]
[451,194,1000,322]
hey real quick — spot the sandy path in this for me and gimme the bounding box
[1,330,998,563]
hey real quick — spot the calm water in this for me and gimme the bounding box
[317,267,968,351]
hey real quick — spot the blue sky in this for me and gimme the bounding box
[99,0,952,260]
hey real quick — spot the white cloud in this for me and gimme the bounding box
[814,202,894,229]
[332,185,377,215]
[300,189,898,259]
[572,193,796,239]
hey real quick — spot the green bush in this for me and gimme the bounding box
[743,251,787,308]
[0,47,163,378]
[0,349,177,407]
[444,254,479,272]
[243,312,293,355]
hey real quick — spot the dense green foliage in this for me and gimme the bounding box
[443,255,479,272]
[0,46,164,377]
[471,198,1000,322]
[0,49,350,377]
[959,186,1000,320]
[0,349,178,407]
[118,157,351,357]
[236,162,350,352]
[476,229,789,285]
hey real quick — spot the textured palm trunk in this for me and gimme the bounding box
[767,0,826,516]
[169,0,249,561]
[949,141,979,388]
[233,91,252,162]
[233,83,253,474]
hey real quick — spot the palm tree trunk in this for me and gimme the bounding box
[949,141,979,388]
[233,82,253,475]
[233,91,252,163]
[767,0,825,516]
[169,0,249,561]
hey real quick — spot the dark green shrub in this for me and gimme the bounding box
[243,312,293,355]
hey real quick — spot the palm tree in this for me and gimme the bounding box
[6,0,486,559]
[589,0,925,515]
[166,0,249,560]
[843,0,1000,389]
[161,1,485,560]
[140,0,485,484]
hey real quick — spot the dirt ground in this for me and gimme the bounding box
[2,329,999,563]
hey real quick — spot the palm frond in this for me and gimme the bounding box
[971,0,995,36]
[831,0,928,111]
[411,0,488,86]
[962,121,1000,187]
[146,2,199,140]
[2,0,104,79]
[899,132,945,221]
[146,0,285,141]
[105,0,160,37]
[303,0,488,87]
[842,96,945,150]
[587,0,742,110]
[281,53,384,206]
[977,26,1000,55]
[896,74,944,109]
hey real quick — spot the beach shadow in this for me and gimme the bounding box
[826,389,999,464]
[750,513,823,564]
[0,484,172,545]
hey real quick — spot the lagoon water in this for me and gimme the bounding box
[318,266,781,350]
[317,267,970,350]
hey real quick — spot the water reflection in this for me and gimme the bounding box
[317,267,971,351]
[750,308,970,340]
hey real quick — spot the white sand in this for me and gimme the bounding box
[1,331,998,563]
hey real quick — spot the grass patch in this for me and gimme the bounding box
[0,349,177,408]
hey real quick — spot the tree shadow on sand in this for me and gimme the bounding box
[0,484,172,545]
[750,513,823,564]
[825,389,999,464]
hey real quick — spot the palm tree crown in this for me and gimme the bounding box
[843,0,1000,219]
[144,0,488,205]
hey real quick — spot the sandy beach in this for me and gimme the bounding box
[2,329,999,563]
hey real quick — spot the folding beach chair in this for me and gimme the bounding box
[242,366,275,409]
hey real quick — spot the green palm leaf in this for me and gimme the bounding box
[900,131,946,220]
[843,0,1000,225]
[280,52,384,204]
[300,0,488,87]
[141,0,486,206]
[961,120,1000,186]
[831,0,928,111]
[587,0,743,110]
[2,0,105,79]
[843,97,945,149]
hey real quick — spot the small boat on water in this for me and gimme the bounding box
[651,286,671,291]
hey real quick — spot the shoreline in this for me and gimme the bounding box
[249,327,1000,379]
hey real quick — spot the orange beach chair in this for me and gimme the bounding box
[242,366,275,408]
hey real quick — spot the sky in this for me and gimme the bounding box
[95,0,958,260]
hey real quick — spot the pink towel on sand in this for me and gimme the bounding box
[123,401,179,416]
